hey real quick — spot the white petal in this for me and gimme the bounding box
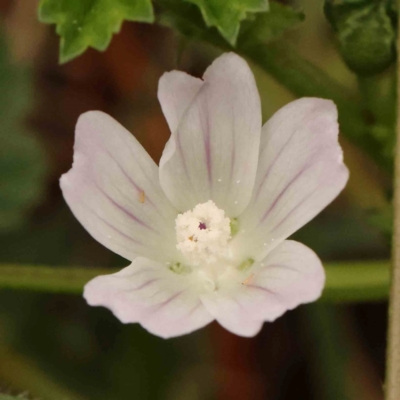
[158,70,203,134]
[157,71,204,183]
[159,53,262,216]
[249,240,325,311]
[234,98,349,260]
[200,291,264,337]
[200,240,324,336]
[84,257,214,339]
[60,111,179,263]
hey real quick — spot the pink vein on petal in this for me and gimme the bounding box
[98,146,164,217]
[269,185,321,234]
[229,102,236,184]
[176,132,191,189]
[246,284,279,297]
[133,278,160,291]
[258,163,314,225]
[94,183,158,233]
[202,102,212,186]
[152,290,184,314]
[185,301,202,319]
[94,213,143,246]
[258,263,301,274]
[254,126,299,201]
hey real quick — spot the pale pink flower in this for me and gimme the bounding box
[60,53,349,338]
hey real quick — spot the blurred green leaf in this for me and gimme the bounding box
[0,38,46,233]
[303,304,352,400]
[369,205,393,236]
[186,0,269,45]
[38,0,154,63]
[157,0,221,43]
[357,71,397,165]
[238,2,304,46]
[325,0,396,75]
[158,0,303,49]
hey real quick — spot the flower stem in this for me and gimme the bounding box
[0,342,87,400]
[385,14,400,399]
[0,261,390,302]
[0,264,114,294]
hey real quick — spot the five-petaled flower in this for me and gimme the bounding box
[60,53,349,338]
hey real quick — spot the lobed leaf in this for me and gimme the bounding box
[39,0,154,63]
[185,0,269,45]
[238,2,304,46]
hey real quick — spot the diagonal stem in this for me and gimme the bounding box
[156,0,390,173]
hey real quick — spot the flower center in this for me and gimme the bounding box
[175,200,231,266]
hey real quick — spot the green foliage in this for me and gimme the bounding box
[158,0,302,47]
[38,0,154,63]
[369,205,393,236]
[37,0,304,62]
[0,39,46,233]
[325,0,396,75]
[304,304,353,400]
[238,2,304,45]
[359,71,396,159]
[158,0,388,173]
[185,0,268,45]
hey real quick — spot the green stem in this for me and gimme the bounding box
[0,261,390,302]
[357,68,396,122]
[385,6,400,398]
[0,343,87,400]
[323,260,389,302]
[302,304,352,400]
[357,72,396,162]
[0,265,112,294]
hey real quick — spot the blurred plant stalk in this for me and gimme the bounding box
[0,261,390,302]
[0,336,86,400]
[385,6,400,398]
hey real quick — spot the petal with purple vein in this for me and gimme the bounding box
[60,111,179,263]
[159,53,262,216]
[200,240,324,336]
[234,98,349,261]
[84,257,214,338]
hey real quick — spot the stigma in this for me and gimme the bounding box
[175,200,231,266]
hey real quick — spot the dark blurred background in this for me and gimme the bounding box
[0,0,392,399]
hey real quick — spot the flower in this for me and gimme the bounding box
[60,53,349,338]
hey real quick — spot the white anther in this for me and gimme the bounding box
[175,200,231,266]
